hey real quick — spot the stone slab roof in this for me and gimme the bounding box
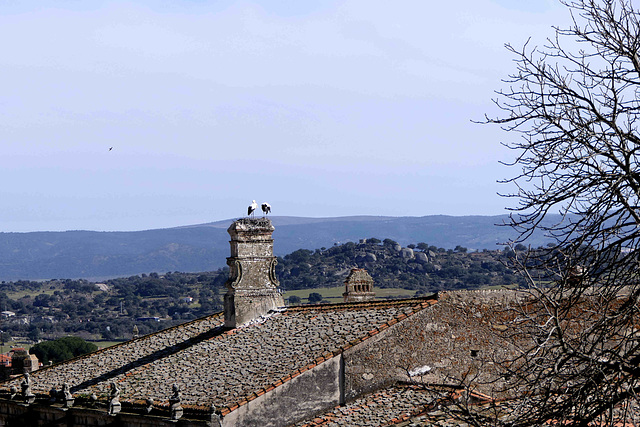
[290,383,441,427]
[291,381,640,427]
[1,297,436,415]
[290,382,508,427]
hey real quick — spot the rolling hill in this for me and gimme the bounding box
[0,215,555,281]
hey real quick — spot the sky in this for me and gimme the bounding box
[0,0,568,232]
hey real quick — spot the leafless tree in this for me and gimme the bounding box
[485,0,640,425]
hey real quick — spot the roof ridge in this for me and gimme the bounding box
[285,294,438,312]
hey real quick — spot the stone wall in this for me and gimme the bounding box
[221,355,343,427]
[343,289,524,400]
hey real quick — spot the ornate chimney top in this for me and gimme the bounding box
[224,218,284,327]
[343,268,376,303]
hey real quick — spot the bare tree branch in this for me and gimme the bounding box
[482,0,640,425]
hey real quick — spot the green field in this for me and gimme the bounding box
[283,286,418,303]
[0,341,32,353]
[88,340,127,350]
[4,288,58,300]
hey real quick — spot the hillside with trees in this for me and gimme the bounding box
[0,239,526,344]
[0,215,560,281]
[277,238,526,292]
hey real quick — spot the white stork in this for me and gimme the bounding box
[248,200,258,217]
[261,202,271,216]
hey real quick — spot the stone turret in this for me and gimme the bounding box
[343,268,376,303]
[224,218,284,328]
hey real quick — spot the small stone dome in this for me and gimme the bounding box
[343,268,375,303]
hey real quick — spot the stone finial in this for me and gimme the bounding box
[211,404,222,423]
[343,268,376,303]
[62,383,72,399]
[145,397,154,414]
[21,372,35,404]
[62,382,74,408]
[108,382,121,416]
[567,265,587,286]
[89,392,98,407]
[9,385,17,400]
[224,218,284,327]
[169,383,183,421]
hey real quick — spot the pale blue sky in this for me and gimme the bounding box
[0,0,566,232]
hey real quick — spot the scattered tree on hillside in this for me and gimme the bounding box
[308,293,323,304]
[288,295,302,305]
[27,326,41,343]
[0,272,227,342]
[483,0,640,424]
[383,238,398,247]
[416,242,429,251]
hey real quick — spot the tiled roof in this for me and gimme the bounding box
[1,312,224,397]
[295,383,640,427]
[291,382,506,427]
[290,383,442,427]
[1,297,436,414]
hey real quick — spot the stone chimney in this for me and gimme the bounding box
[224,218,284,328]
[11,349,39,374]
[343,268,376,303]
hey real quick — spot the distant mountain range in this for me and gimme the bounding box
[0,215,558,281]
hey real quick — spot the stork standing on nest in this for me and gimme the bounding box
[261,202,271,216]
[248,200,258,217]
